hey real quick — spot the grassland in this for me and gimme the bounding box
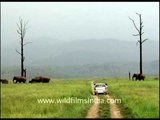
[94,76,159,118]
[1,79,93,118]
[1,76,159,118]
[98,95,111,118]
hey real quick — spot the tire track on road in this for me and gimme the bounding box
[86,95,99,118]
[86,81,99,118]
[106,95,123,118]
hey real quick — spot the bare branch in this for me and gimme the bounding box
[16,23,21,31]
[140,25,144,29]
[17,18,29,38]
[142,39,148,44]
[20,19,23,35]
[132,34,139,36]
[136,40,140,46]
[128,16,140,33]
[15,49,21,55]
[141,32,144,35]
[22,21,29,38]
[17,30,21,35]
[23,42,32,46]
[136,12,141,16]
[24,20,29,28]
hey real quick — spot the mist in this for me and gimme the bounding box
[1,2,159,78]
[1,2,159,43]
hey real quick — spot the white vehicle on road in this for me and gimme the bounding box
[93,83,108,95]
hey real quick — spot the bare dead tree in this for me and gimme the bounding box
[16,17,31,77]
[129,13,148,75]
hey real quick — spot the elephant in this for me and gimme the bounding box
[29,77,41,83]
[13,76,26,83]
[40,77,50,83]
[29,76,50,83]
[0,79,8,84]
[132,73,145,81]
[132,73,138,80]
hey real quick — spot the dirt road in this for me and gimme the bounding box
[106,95,123,118]
[86,82,123,118]
[86,95,99,118]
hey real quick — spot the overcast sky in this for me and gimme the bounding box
[1,2,159,45]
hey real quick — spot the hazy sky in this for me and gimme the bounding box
[1,2,159,45]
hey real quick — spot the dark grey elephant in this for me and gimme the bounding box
[13,76,26,83]
[132,73,145,81]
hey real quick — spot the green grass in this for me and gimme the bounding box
[93,76,159,118]
[98,95,111,118]
[1,76,159,118]
[1,79,93,118]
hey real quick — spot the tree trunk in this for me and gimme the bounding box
[16,18,30,77]
[140,42,142,74]
[129,13,147,76]
[21,37,23,76]
[139,14,142,75]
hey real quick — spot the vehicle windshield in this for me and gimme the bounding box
[95,84,105,87]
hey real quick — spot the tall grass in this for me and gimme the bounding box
[1,77,159,118]
[94,76,159,118]
[1,79,93,118]
[98,95,111,118]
